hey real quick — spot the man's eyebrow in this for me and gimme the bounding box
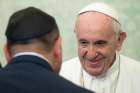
[94,40,107,44]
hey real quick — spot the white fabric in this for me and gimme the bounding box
[78,2,120,23]
[60,55,140,93]
[13,52,49,62]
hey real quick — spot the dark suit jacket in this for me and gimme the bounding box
[0,55,94,93]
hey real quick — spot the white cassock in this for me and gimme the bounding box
[60,54,140,93]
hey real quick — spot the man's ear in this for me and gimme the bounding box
[53,36,61,59]
[3,43,11,63]
[52,36,62,73]
[116,32,126,51]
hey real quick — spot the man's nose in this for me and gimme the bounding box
[86,45,98,58]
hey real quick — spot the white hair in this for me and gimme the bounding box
[112,19,122,39]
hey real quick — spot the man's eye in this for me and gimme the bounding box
[79,40,88,46]
[95,41,107,46]
[81,41,87,44]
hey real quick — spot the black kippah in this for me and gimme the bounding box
[5,7,57,42]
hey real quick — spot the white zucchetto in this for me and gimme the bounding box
[78,2,120,23]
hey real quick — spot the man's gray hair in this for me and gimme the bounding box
[112,19,122,39]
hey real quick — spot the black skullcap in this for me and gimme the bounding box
[5,7,57,42]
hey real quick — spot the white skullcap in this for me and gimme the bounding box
[78,2,120,23]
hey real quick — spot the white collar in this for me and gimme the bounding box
[13,52,49,62]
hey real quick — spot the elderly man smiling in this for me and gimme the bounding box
[60,2,140,93]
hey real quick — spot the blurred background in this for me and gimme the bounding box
[0,0,140,66]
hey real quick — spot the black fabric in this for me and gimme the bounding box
[0,55,94,93]
[6,7,57,42]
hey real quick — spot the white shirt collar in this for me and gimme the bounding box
[13,52,49,62]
